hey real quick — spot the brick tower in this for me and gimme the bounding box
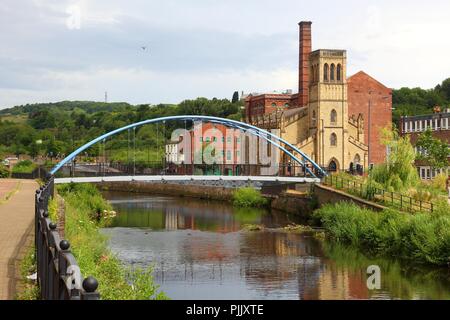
[298,21,312,108]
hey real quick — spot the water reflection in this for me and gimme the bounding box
[105,191,298,232]
[101,191,450,300]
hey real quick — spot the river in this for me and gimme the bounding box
[101,191,450,300]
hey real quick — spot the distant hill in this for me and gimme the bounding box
[0,101,135,116]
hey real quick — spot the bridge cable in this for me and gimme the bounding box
[102,138,106,177]
[133,127,136,176]
[127,128,130,170]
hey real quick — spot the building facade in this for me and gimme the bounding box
[245,21,392,172]
[399,110,450,179]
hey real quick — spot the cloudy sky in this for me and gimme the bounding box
[1,0,449,109]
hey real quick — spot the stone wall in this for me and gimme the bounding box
[98,181,236,202]
[270,191,313,218]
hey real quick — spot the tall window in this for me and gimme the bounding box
[330,64,335,81]
[324,64,329,81]
[330,109,337,124]
[337,64,341,81]
[330,133,337,146]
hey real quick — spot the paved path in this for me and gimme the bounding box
[0,179,37,300]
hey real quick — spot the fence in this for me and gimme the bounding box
[35,177,100,299]
[322,175,434,213]
[12,166,48,179]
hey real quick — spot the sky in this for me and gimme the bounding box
[1,0,449,109]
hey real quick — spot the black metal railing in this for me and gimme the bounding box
[35,177,100,300]
[322,175,434,213]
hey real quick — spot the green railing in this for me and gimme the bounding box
[322,175,434,213]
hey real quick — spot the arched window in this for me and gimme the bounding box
[354,154,361,164]
[337,64,341,81]
[328,160,337,172]
[330,133,337,146]
[324,64,329,81]
[271,103,276,107]
[330,64,335,81]
[330,109,337,124]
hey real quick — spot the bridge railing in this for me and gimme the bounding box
[56,162,325,179]
[35,177,100,300]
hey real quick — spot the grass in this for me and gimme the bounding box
[108,148,164,166]
[12,160,37,174]
[313,201,450,266]
[232,187,268,208]
[55,183,168,300]
[15,246,39,300]
[324,172,447,213]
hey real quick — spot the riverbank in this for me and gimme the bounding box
[313,201,450,266]
[54,183,167,300]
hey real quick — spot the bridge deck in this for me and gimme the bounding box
[54,175,321,184]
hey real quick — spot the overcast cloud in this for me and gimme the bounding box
[1,0,449,108]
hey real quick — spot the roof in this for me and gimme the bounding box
[347,71,391,91]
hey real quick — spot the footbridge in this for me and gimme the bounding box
[49,115,327,184]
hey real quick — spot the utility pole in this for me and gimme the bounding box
[105,91,108,103]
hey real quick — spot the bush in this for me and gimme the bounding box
[12,160,37,173]
[232,187,267,207]
[313,201,450,266]
[431,173,448,192]
[0,164,9,178]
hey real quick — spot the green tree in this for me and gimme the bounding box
[415,128,449,170]
[232,91,239,103]
[370,127,419,191]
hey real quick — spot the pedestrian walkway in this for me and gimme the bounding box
[0,179,38,300]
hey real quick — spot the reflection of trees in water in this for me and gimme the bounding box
[320,242,450,300]
[110,194,272,232]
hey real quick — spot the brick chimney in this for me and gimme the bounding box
[298,21,312,107]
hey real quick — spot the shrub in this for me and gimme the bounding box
[431,173,448,192]
[12,160,37,173]
[232,187,267,207]
[313,201,450,266]
[0,164,9,178]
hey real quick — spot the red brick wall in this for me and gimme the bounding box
[298,21,312,107]
[245,94,296,122]
[347,71,392,164]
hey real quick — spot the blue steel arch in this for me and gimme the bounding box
[50,115,326,177]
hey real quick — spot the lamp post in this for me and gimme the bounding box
[368,91,373,171]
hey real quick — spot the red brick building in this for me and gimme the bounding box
[347,71,392,165]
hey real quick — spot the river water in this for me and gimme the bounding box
[101,191,450,300]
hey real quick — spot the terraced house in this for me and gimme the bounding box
[400,109,450,179]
